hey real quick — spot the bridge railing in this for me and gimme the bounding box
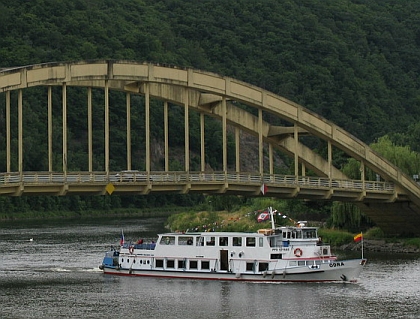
[0,171,395,192]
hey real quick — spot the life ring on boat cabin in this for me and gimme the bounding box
[294,248,303,257]
[129,246,134,254]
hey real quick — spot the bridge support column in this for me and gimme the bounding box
[164,101,169,171]
[62,84,67,173]
[200,112,205,172]
[145,83,150,172]
[258,108,263,175]
[105,80,109,173]
[184,88,189,171]
[222,97,227,171]
[6,91,10,172]
[294,124,298,178]
[18,90,23,173]
[48,87,53,172]
[127,93,132,170]
[87,88,92,172]
[235,127,240,173]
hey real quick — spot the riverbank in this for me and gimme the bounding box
[340,239,420,254]
[0,207,178,221]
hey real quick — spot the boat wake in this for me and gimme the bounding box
[0,266,102,274]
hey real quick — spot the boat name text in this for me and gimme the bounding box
[329,262,345,267]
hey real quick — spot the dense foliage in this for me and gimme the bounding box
[1,0,420,226]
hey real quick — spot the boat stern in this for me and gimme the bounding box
[99,247,120,270]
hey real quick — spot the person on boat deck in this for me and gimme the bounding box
[187,238,193,245]
[137,239,143,244]
[317,237,323,246]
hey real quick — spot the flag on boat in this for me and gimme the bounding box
[354,233,363,243]
[120,230,125,246]
[257,211,270,223]
[260,184,268,195]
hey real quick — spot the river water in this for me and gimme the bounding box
[0,217,419,319]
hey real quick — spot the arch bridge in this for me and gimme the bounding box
[0,60,419,236]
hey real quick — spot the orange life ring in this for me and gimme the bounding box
[129,246,134,254]
[294,248,303,257]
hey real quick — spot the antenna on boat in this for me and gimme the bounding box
[269,207,276,230]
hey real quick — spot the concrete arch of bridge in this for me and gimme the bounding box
[1,60,420,236]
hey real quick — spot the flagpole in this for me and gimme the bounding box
[361,231,364,259]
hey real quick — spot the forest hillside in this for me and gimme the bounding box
[1,0,420,224]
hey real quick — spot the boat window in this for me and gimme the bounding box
[270,254,281,259]
[201,261,210,270]
[160,236,175,245]
[196,236,204,246]
[178,236,193,245]
[258,262,268,272]
[189,260,198,269]
[156,259,164,268]
[205,236,215,246]
[166,259,175,268]
[303,229,317,239]
[258,237,264,247]
[246,262,254,271]
[298,261,306,266]
[292,231,302,239]
[246,237,256,247]
[178,259,186,269]
[219,237,228,246]
[233,237,242,246]
[289,261,297,266]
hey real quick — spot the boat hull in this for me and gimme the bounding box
[102,258,366,283]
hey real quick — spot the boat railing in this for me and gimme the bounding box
[133,243,156,250]
[122,243,156,250]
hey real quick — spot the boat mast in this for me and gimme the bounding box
[269,207,276,230]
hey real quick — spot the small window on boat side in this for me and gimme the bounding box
[233,237,242,246]
[246,262,254,271]
[166,259,175,268]
[270,254,282,259]
[258,237,264,247]
[205,236,215,246]
[196,236,204,246]
[160,236,175,245]
[258,262,268,272]
[179,236,193,245]
[156,259,164,268]
[246,237,256,247]
[201,261,210,270]
[178,259,186,269]
[189,260,198,269]
[219,237,228,246]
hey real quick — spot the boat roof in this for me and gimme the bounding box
[158,226,318,237]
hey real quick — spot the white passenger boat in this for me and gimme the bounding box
[99,207,367,282]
